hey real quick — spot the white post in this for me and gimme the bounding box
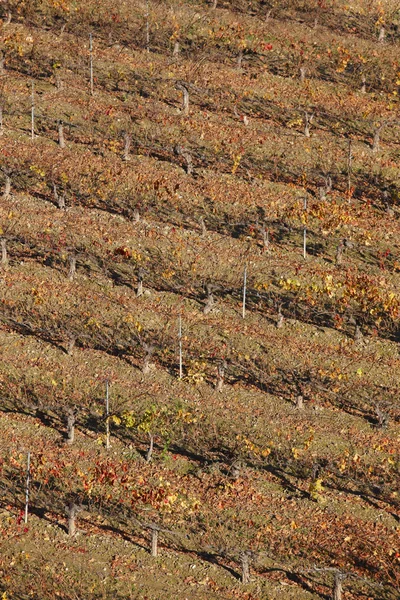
[347,139,352,198]
[89,33,94,95]
[242,264,247,319]
[178,314,183,379]
[303,197,307,259]
[24,452,31,524]
[145,0,150,53]
[31,82,35,140]
[105,380,110,449]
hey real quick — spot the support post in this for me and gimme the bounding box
[151,527,158,556]
[303,197,307,259]
[178,314,183,379]
[3,174,11,199]
[145,0,150,53]
[58,120,65,148]
[146,432,154,462]
[122,132,131,161]
[66,502,81,537]
[242,264,247,319]
[105,380,110,450]
[68,255,76,281]
[240,551,251,584]
[333,572,344,600]
[216,360,226,392]
[31,82,35,140]
[89,33,94,96]
[347,139,352,199]
[0,238,8,267]
[66,408,76,444]
[24,452,31,524]
[175,82,189,116]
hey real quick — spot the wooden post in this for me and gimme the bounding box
[137,267,144,297]
[66,408,75,445]
[276,306,284,328]
[178,314,183,379]
[372,123,386,153]
[66,335,75,355]
[142,343,154,375]
[304,113,310,137]
[230,460,241,479]
[242,264,247,319]
[203,284,215,315]
[54,69,62,90]
[3,174,10,199]
[172,40,180,58]
[0,238,8,267]
[303,197,307,259]
[58,120,65,148]
[31,82,35,140]
[182,149,193,174]
[199,217,206,236]
[240,551,250,584]
[144,522,175,557]
[304,112,313,137]
[24,452,31,524]
[333,572,344,600]
[354,324,363,344]
[67,506,76,536]
[66,502,81,537]
[122,132,131,161]
[53,183,65,209]
[216,360,226,392]
[105,380,110,450]
[325,175,332,194]
[89,33,94,96]
[137,279,143,297]
[336,240,344,266]
[151,526,158,556]
[260,225,269,253]
[372,128,379,152]
[375,404,389,429]
[68,254,76,281]
[146,432,154,462]
[174,144,193,174]
[175,82,189,116]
